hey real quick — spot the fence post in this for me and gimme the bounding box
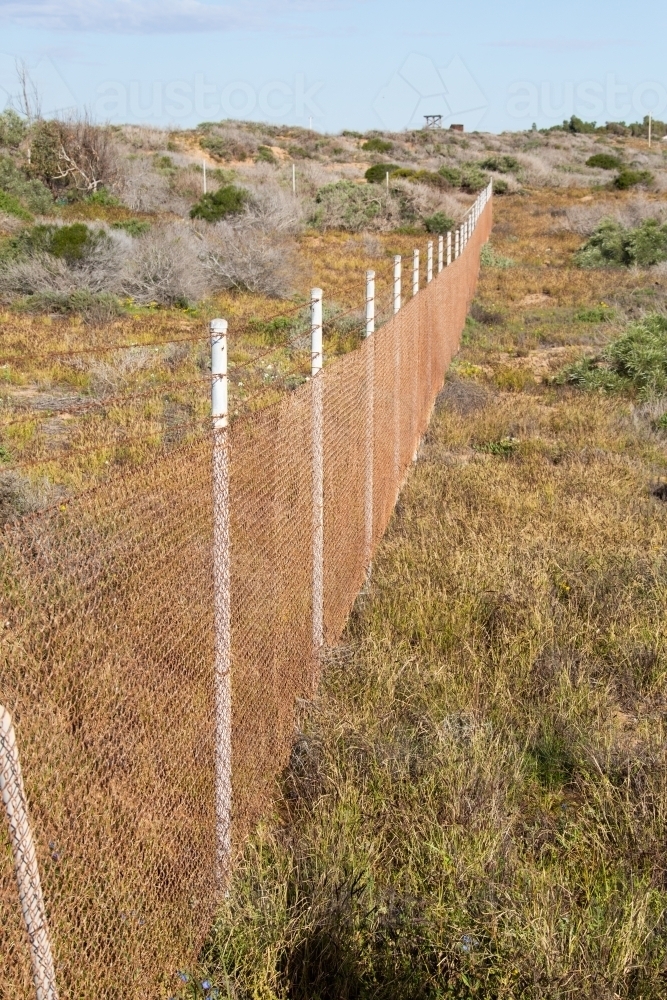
[412,249,419,297]
[364,271,375,573]
[455,228,460,259]
[427,241,433,283]
[438,235,444,273]
[393,255,402,314]
[210,318,232,890]
[0,705,59,1000]
[447,230,452,265]
[311,288,324,661]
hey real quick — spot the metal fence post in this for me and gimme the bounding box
[413,249,419,297]
[311,288,324,659]
[364,271,375,572]
[0,705,58,1000]
[427,241,433,283]
[393,255,402,314]
[438,235,444,273]
[210,318,231,890]
[447,230,452,266]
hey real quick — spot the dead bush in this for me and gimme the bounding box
[120,223,207,305]
[28,115,119,194]
[201,216,301,298]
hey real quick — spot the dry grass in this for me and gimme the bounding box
[187,184,667,999]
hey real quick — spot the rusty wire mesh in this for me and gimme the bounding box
[0,198,492,999]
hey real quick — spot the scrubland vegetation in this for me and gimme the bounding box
[3,106,667,996]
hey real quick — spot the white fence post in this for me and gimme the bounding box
[438,235,444,273]
[311,288,324,659]
[0,705,58,1000]
[427,241,433,283]
[364,271,374,572]
[393,255,402,314]
[412,249,419,297]
[210,318,232,890]
[447,230,452,265]
[455,228,460,259]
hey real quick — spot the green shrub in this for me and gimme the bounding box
[575,218,667,268]
[586,153,622,170]
[575,305,615,323]
[492,179,509,195]
[0,157,53,214]
[153,154,175,171]
[86,187,120,206]
[256,145,277,164]
[288,146,312,159]
[480,155,519,173]
[0,110,27,148]
[111,218,151,237]
[189,184,249,222]
[362,137,393,153]
[554,314,667,397]
[200,134,249,162]
[614,169,654,190]
[313,180,385,231]
[480,243,514,268]
[424,212,454,234]
[460,165,489,193]
[365,163,400,184]
[437,163,489,192]
[0,189,32,222]
[1,222,107,265]
[438,165,462,186]
[562,115,598,134]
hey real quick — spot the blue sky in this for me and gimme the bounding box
[0,0,665,134]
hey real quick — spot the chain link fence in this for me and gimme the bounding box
[0,191,492,999]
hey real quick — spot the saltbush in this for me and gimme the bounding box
[0,157,53,215]
[190,184,249,222]
[365,164,399,184]
[586,153,622,170]
[438,163,489,192]
[575,218,667,268]
[424,212,454,234]
[614,169,653,190]
[313,180,385,230]
[362,137,393,153]
[480,155,519,173]
[554,314,667,397]
[0,189,32,221]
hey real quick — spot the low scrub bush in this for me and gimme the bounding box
[480,154,519,173]
[492,178,509,194]
[362,137,393,153]
[438,163,489,193]
[0,189,32,222]
[190,184,249,222]
[256,145,277,165]
[365,163,400,184]
[480,243,514,268]
[313,180,387,231]
[201,218,300,298]
[554,314,667,397]
[424,212,453,234]
[120,223,207,305]
[614,169,654,190]
[586,153,622,170]
[0,156,53,214]
[111,218,151,237]
[575,218,667,268]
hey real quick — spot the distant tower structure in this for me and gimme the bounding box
[424,115,443,129]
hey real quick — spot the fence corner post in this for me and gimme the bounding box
[210,317,232,891]
[0,705,59,1000]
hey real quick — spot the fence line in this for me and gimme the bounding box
[0,185,493,999]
